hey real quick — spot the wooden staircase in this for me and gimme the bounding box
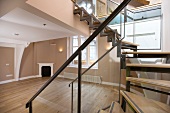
[73,3,139,53]
[119,51,170,113]
[72,1,170,113]
[98,52,170,113]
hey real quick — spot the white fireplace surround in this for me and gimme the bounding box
[38,63,54,77]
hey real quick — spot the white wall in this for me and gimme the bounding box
[162,0,170,51]
[162,0,170,104]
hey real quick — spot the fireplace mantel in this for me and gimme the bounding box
[38,63,54,77]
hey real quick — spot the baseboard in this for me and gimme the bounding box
[0,79,16,84]
[20,75,64,80]
[19,75,40,80]
[101,81,144,96]
[102,81,119,86]
[0,75,40,84]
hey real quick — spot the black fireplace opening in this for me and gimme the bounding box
[41,66,51,77]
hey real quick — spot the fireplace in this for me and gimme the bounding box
[38,63,54,77]
[41,66,51,77]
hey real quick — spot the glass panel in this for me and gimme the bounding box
[81,38,120,112]
[106,0,161,50]
[107,0,119,15]
[32,57,78,113]
[133,5,161,21]
[126,9,134,22]
[120,9,134,43]
[97,0,124,36]
[97,0,106,17]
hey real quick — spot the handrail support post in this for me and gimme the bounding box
[71,83,73,113]
[29,102,32,113]
[77,51,82,113]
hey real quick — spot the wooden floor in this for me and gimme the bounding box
[0,77,119,113]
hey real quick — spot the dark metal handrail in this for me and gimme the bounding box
[26,0,132,109]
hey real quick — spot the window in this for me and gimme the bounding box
[69,35,98,68]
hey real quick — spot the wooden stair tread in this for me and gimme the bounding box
[93,21,101,25]
[121,90,170,113]
[122,51,170,55]
[109,102,125,113]
[131,0,150,5]
[126,63,170,68]
[122,41,139,46]
[126,77,170,90]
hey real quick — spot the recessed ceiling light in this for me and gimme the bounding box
[14,33,19,36]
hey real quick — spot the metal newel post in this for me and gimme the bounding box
[29,102,32,113]
[77,51,82,113]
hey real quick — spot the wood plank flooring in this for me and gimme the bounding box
[0,77,119,113]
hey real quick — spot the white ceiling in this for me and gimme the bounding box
[0,8,76,43]
[0,0,161,44]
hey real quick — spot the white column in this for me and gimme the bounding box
[14,45,26,81]
[0,37,29,81]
